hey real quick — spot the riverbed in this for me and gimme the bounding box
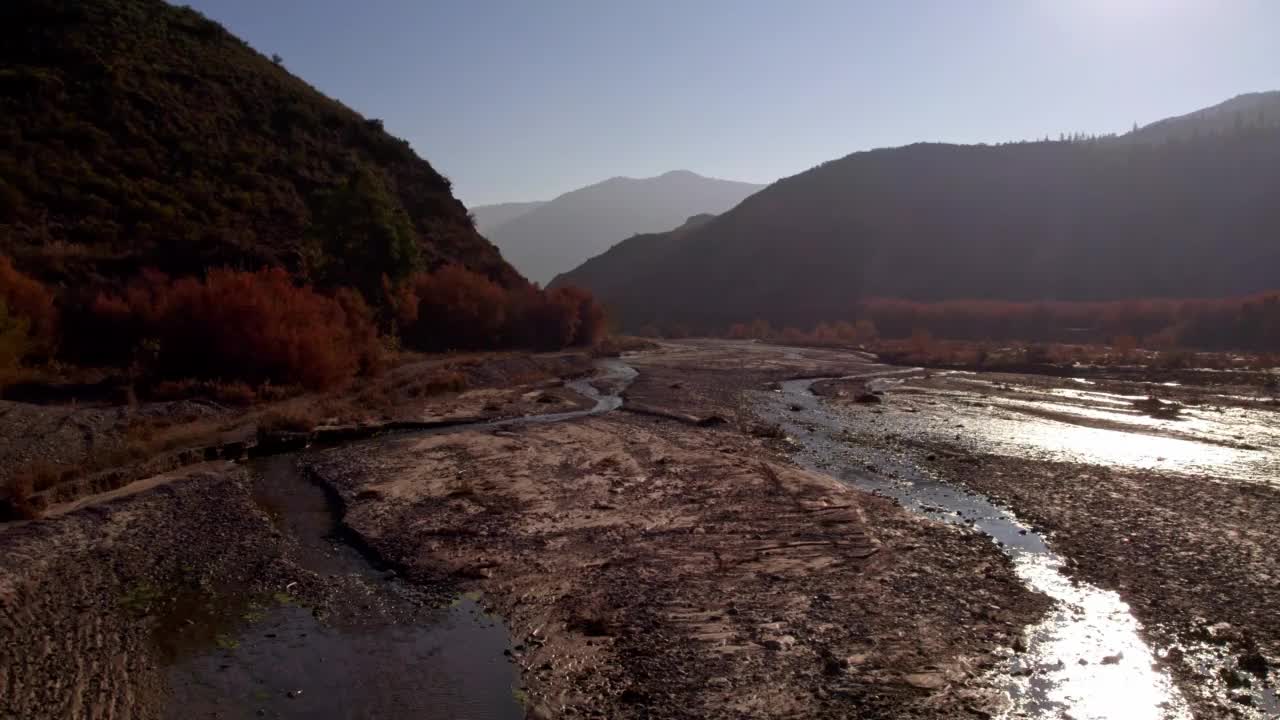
[771,358,1280,719]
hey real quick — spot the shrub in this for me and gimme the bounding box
[395,266,608,352]
[257,408,318,434]
[210,381,258,406]
[0,255,57,360]
[90,268,369,389]
[418,369,467,396]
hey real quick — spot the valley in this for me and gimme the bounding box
[3,341,1276,719]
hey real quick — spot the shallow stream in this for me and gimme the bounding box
[160,360,638,719]
[760,370,1278,719]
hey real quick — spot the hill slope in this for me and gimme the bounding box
[483,170,764,285]
[471,201,547,235]
[559,95,1280,333]
[549,213,715,296]
[1128,91,1280,144]
[0,0,520,293]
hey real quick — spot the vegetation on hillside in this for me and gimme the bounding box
[0,0,517,291]
[708,293,1280,355]
[559,95,1280,340]
[0,0,609,397]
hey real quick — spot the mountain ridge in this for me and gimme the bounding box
[556,93,1280,333]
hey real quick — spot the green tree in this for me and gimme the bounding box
[308,167,420,301]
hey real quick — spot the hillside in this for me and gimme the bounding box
[549,213,714,296]
[0,0,520,294]
[559,95,1280,334]
[471,201,547,234]
[1128,91,1280,144]
[482,170,764,285]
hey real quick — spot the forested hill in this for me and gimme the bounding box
[0,0,521,294]
[558,94,1280,333]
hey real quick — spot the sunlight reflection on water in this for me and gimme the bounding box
[767,376,1196,720]
[897,383,1279,485]
[1004,552,1189,720]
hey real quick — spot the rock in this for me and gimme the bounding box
[761,635,796,651]
[789,404,804,412]
[1220,667,1251,689]
[854,393,882,404]
[1208,622,1241,643]
[707,676,730,688]
[1101,653,1123,665]
[1238,651,1269,677]
[903,672,946,690]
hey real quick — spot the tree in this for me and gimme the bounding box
[307,167,420,303]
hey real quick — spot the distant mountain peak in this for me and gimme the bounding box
[481,172,765,284]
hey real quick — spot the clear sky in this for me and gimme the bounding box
[182,0,1278,207]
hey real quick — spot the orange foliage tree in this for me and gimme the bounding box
[89,268,377,389]
[396,264,608,352]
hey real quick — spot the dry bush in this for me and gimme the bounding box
[210,381,257,406]
[422,369,466,395]
[257,408,319,434]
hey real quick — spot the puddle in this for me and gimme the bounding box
[761,372,1278,719]
[166,598,519,720]
[160,360,640,719]
[162,452,523,720]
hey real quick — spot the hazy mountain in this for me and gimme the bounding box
[0,0,521,291]
[558,94,1280,333]
[482,170,764,285]
[471,201,547,234]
